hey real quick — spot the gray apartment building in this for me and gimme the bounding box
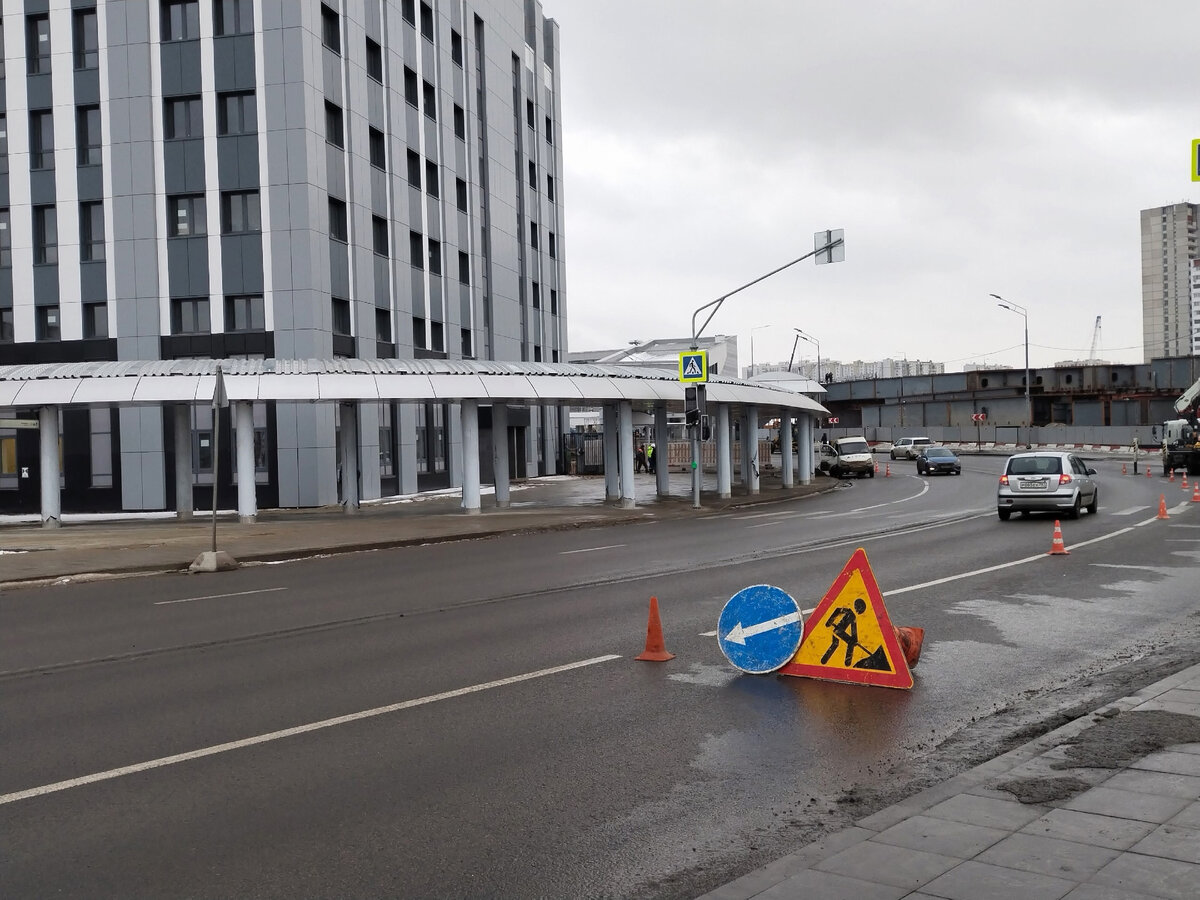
[0,0,566,513]
[1141,202,1198,363]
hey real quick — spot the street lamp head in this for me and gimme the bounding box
[988,293,1004,301]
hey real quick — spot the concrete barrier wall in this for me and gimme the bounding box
[816,424,1164,449]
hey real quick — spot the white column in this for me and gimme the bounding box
[618,400,636,508]
[39,406,61,528]
[739,411,751,489]
[781,413,794,488]
[542,403,558,475]
[800,415,814,485]
[654,402,669,497]
[717,403,732,499]
[339,402,359,514]
[747,405,760,494]
[235,401,258,523]
[492,402,510,507]
[460,399,481,515]
[174,404,193,519]
[603,403,619,500]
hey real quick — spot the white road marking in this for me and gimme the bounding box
[154,587,288,606]
[1091,563,1165,571]
[734,509,806,521]
[0,654,622,807]
[559,544,626,555]
[1110,506,1149,516]
[1165,539,1200,542]
[746,514,806,528]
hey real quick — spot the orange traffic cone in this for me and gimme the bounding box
[893,626,925,668]
[1183,474,1190,491]
[874,461,880,473]
[1169,470,1174,482]
[1192,483,1200,503]
[635,597,675,661]
[885,463,891,477]
[1146,467,1152,478]
[1048,520,1070,555]
[1157,494,1170,519]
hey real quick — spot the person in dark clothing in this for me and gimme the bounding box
[635,443,647,473]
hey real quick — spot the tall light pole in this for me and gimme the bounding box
[749,323,775,378]
[792,329,820,382]
[990,293,1031,443]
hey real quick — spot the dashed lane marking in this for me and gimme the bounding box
[559,544,626,555]
[155,587,288,606]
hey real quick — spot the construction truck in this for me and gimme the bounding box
[1161,374,1200,476]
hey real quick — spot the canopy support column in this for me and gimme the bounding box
[235,401,258,523]
[39,405,61,528]
[460,399,481,515]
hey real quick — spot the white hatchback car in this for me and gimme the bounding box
[997,451,1098,520]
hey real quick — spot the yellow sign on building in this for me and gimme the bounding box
[1193,139,1200,182]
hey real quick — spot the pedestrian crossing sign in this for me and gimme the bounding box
[778,547,913,689]
[679,351,708,383]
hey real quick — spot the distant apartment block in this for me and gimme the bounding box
[1141,202,1198,362]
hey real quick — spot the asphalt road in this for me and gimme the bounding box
[3,457,1199,898]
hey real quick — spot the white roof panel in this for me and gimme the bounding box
[318,374,379,400]
[258,374,318,401]
[477,375,536,400]
[13,379,81,404]
[0,382,24,405]
[134,376,203,403]
[428,373,487,399]
[373,373,437,399]
[525,375,584,400]
[73,378,138,404]
[224,375,260,402]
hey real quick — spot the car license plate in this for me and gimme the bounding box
[1019,478,1048,490]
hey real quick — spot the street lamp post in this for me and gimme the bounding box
[749,324,776,378]
[989,293,1031,445]
[791,329,820,382]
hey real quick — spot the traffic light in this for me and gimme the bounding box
[701,414,711,442]
[686,407,701,427]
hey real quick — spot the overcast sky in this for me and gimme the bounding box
[549,0,1199,374]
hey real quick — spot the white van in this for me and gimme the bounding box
[818,436,875,479]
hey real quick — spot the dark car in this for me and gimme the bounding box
[916,446,960,475]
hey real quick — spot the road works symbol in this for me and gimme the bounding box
[778,547,913,689]
[717,584,804,675]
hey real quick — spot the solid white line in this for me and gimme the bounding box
[1091,563,1164,571]
[746,514,805,529]
[0,654,621,807]
[1110,506,1148,516]
[154,587,288,606]
[734,509,804,521]
[559,544,626,555]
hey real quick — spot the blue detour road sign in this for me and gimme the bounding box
[717,585,804,674]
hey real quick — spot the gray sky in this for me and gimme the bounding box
[550,0,1200,373]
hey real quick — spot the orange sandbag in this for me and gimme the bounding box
[892,626,925,668]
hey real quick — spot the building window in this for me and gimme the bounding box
[528,160,536,188]
[325,101,344,148]
[0,114,7,174]
[456,178,467,212]
[402,0,416,26]
[171,297,210,334]
[461,328,472,358]
[425,160,439,198]
[221,190,261,234]
[214,0,254,36]
[372,216,388,255]
[451,29,463,66]
[73,9,99,69]
[428,239,442,275]
[168,194,206,237]
[406,150,421,188]
[1,308,14,343]
[422,81,437,120]
[376,308,392,344]
[328,198,348,242]
[321,4,340,53]
[332,297,351,336]
[369,127,386,169]
[30,110,54,169]
[225,294,265,331]
[526,99,535,130]
[34,206,58,264]
[27,15,51,74]
[532,282,540,308]
[548,231,556,258]
[547,175,555,202]
[545,116,553,144]
[164,96,203,139]
[458,250,469,284]
[80,201,105,261]
[162,0,200,42]
[530,222,538,250]
[412,316,426,349]
[550,288,558,315]
[218,91,256,135]
[36,306,61,341]
[89,407,113,487]
[366,38,383,82]
[404,67,419,107]
[83,302,108,339]
[453,105,466,140]
[419,1,434,41]
[0,209,10,267]
[409,231,423,269]
[77,105,103,166]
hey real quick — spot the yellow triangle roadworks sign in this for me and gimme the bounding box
[778,547,913,689]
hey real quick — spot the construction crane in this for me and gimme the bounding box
[1088,316,1101,361]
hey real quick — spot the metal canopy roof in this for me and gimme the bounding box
[0,358,830,416]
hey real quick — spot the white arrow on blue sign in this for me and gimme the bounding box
[717,584,804,674]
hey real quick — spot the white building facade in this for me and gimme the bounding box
[1141,202,1199,362]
